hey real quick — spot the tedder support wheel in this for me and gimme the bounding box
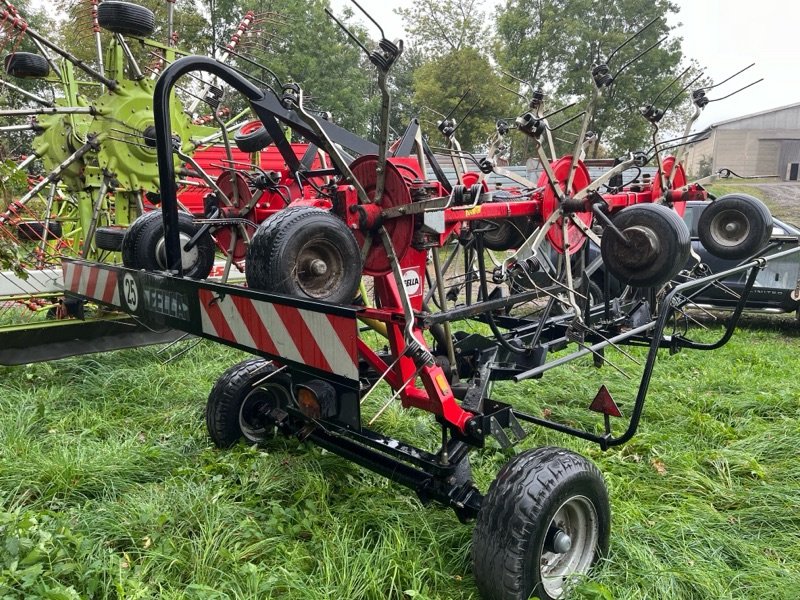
[600,203,690,288]
[234,121,273,153]
[4,52,49,78]
[478,192,533,251]
[246,206,362,304]
[697,193,772,261]
[94,225,127,251]
[472,447,610,600]
[121,211,215,279]
[206,358,293,448]
[97,1,156,37]
[16,220,63,240]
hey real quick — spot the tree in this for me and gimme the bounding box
[396,0,489,57]
[495,0,699,159]
[413,47,514,152]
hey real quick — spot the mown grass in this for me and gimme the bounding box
[1,314,799,599]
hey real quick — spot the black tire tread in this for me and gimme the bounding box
[16,220,62,240]
[206,358,271,448]
[697,194,772,260]
[95,226,127,251]
[602,203,690,288]
[122,210,214,279]
[472,446,609,600]
[246,206,361,303]
[4,52,49,78]
[234,124,273,153]
[97,1,156,37]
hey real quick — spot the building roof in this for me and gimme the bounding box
[710,101,800,128]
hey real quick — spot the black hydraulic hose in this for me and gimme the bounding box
[474,235,528,356]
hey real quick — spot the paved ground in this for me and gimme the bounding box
[752,182,800,223]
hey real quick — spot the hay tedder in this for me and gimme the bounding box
[47,3,799,599]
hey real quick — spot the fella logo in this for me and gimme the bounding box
[402,269,421,295]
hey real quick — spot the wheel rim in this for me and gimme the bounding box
[295,237,346,299]
[539,495,600,598]
[155,231,200,271]
[710,209,750,248]
[238,382,292,443]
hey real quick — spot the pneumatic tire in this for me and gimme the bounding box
[246,206,362,304]
[234,121,273,153]
[601,203,690,288]
[4,52,49,78]
[16,220,62,240]
[121,211,215,279]
[697,194,772,260]
[95,226,127,251]
[206,358,293,448]
[472,447,610,600]
[97,1,156,37]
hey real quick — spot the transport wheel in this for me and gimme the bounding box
[4,52,49,78]
[15,220,63,240]
[246,206,362,304]
[94,226,127,251]
[121,211,215,279]
[697,194,772,260]
[472,447,610,600]
[206,358,293,448]
[234,121,272,153]
[97,1,156,37]
[601,203,690,288]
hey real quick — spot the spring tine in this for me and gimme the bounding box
[700,63,755,92]
[359,348,409,406]
[574,338,632,379]
[368,363,426,426]
[607,15,659,63]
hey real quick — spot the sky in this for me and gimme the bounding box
[332,0,800,131]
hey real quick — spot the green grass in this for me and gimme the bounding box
[1,315,799,599]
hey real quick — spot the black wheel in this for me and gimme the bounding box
[601,203,690,288]
[97,1,156,37]
[697,194,772,260]
[246,206,362,304]
[478,191,533,251]
[552,279,603,316]
[4,52,49,78]
[121,211,215,279]
[206,358,293,448]
[16,220,62,240]
[234,121,273,153]
[94,225,127,251]
[472,447,610,600]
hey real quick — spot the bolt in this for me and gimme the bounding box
[309,259,327,275]
[552,530,572,554]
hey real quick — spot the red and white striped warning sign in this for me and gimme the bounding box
[62,260,121,307]
[198,288,359,380]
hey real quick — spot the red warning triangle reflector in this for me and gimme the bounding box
[588,385,622,417]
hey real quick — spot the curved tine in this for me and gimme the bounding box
[650,66,692,106]
[708,79,763,103]
[215,43,281,92]
[656,71,704,121]
[698,63,755,92]
[499,83,530,105]
[543,101,578,120]
[548,110,586,132]
[607,15,660,63]
[613,35,667,80]
[324,8,371,58]
[349,0,385,39]
[444,89,471,122]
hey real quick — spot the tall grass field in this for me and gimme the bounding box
[1,312,799,599]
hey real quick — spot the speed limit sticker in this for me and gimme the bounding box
[122,273,139,311]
